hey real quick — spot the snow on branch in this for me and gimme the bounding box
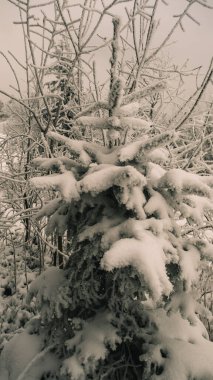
[117,102,141,116]
[30,171,80,202]
[35,198,62,220]
[45,206,69,236]
[101,233,173,301]
[146,148,169,165]
[180,195,213,225]
[76,115,152,130]
[61,312,121,379]
[83,145,119,165]
[119,116,152,129]
[193,240,213,260]
[47,130,113,164]
[78,215,124,243]
[47,131,92,165]
[158,169,213,198]
[47,131,84,154]
[78,164,147,218]
[26,267,68,320]
[144,189,174,219]
[100,218,177,250]
[118,131,174,163]
[82,131,174,165]
[32,157,87,173]
[179,246,200,290]
[78,165,146,193]
[141,307,213,380]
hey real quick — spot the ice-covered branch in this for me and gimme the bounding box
[118,130,174,163]
[74,101,109,119]
[122,80,166,104]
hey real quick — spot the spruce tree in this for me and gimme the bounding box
[1,17,213,380]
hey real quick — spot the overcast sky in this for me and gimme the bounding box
[0,0,212,102]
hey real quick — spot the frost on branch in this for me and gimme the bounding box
[108,77,124,113]
[119,116,152,129]
[122,80,167,105]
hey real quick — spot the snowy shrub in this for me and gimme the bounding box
[0,244,37,354]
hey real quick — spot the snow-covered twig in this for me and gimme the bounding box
[122,80,166,104]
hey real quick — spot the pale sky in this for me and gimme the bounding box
[0,0,212,102]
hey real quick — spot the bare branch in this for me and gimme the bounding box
[175,57,213,131]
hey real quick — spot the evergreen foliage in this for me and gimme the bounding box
[1,75,213,380]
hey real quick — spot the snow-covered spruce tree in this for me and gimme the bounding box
[1,19,213,380]
[9,100,213,380]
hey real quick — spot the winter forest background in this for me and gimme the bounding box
[0,0,213,379]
